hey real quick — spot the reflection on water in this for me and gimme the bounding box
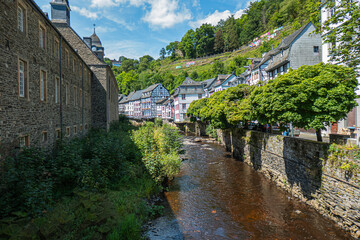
[164,136,352,240]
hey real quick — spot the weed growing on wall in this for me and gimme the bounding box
[325,144,360,183]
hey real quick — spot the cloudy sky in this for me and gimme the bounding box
[35,0,251,60]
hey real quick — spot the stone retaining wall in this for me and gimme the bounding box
[215,128,360,238]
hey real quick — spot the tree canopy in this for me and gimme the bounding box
[322,0,360,68]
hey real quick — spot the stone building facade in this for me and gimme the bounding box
[0,0,118,159]
[50,0,119,130]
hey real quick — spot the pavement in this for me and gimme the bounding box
[293,132,330,143]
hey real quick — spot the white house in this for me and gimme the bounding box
[320,0,360,135]
[173,77,205,122]
[212,74,238,92]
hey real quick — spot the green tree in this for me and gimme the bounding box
[212,60,225,75]
[250,63,358,141]
[214,29,225,53]
[322,0,360,68]
[166,41,180,59]
[195,24,215,57]
[223,16,240,51]
[179,29,197,59]
[160,48,166,60]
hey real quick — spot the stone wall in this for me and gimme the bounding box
[0,0,92,159]
[216,128,360,238]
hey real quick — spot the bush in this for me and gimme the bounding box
[132,123,182,185]
[206,124,218,138]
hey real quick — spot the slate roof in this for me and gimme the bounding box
[156,97,169,105]
[213,74,233,87]
[253,22,313,72]
[201,78,216,89]
[181,77,203,86]
[276,23,310,51]
[129,90,144,101]
[119,96,128,104]
[143,84,160,93]
[173,78,205,96]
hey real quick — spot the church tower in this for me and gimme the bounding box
[50,0,71,25]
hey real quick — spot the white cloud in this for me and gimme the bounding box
[189,10,231,28]
[234,9,245,19]
[189,8,246,29]
[142,0,191,29]
[72,6,99,20]
[90,0,146,8]
[104,40,147,59]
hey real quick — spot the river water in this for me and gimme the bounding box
[146,136,352,240]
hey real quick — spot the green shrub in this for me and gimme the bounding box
[132,123,182,185]
[206,124,218,138]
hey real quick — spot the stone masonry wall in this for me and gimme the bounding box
[216,128,360,238]
[0,0,92,159]
[194,125,360,238]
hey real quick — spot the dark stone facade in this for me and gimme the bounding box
[0,0,118,159]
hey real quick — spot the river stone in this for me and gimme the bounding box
[194,138,202,142]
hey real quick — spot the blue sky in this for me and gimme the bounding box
[35,0,251,60]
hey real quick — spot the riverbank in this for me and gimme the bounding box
[0,118,182,239]
[146,135,352,239]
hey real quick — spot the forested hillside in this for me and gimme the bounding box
[109,0,321,95]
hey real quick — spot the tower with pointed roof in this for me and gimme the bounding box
[50,0,71,25]
[83,26,105,61]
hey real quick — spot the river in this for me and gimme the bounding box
[146,135,352,240]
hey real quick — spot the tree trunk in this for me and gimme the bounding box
[316,129,323,142]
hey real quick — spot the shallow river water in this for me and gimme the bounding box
[146,136,352,240]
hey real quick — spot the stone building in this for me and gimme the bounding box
[50,0,119,130]
[0,0,93,157]
[0,0,118,159]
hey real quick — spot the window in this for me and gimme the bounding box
[80,125,83,131]
[85,124,88,130]
[182,104,187,110]
[55,77,60,103]
[65,83,69,105]
[39,24,46,49]
[73,86,77,106]
[42,131,48,143]
[54,38,59,58]
[73,58,76,72]
[65,49,69,67]
[56,129,61,139]
[79,63,82,76]
[80,89,82,108]
[198,94,202,99]
[74,126,77,134]
[40,70,47,101]
[18,59,28,98]
[20,135,30,148]
[181,94,186,100]
[66,127,70,136]
[314,46,319,53]
[18,4,26,33]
